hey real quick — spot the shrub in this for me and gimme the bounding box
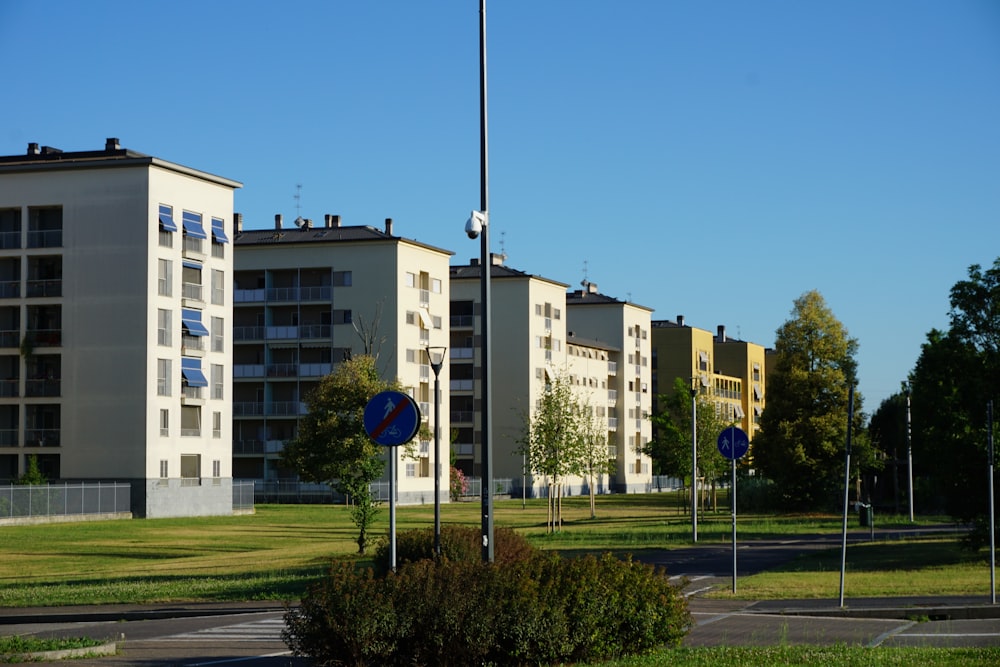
[284,551,690,666]
[371,525,537,576]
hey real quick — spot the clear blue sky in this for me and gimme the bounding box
[3,0,998,412]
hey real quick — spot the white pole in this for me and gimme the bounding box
[839,386,855,608]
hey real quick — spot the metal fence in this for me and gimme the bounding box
[0,482,130,520]
[233,480,256,510]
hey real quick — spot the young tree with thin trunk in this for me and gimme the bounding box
[280,355,400,553]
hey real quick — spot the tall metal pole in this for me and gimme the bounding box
[988,401,996,605]
[691,385,698,543]
[478,0,494,563]
[839,385,855,607]
[731,456,737,593]
[431,357,443,557]
[906,386,914,522]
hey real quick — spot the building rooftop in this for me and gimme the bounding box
[450,254,569,287]
[233,215,452,256]
[0,137,242,189]
[566,281,654,312]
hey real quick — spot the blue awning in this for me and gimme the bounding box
[182,211,207,239]
[211,217,229,243]
[181,309,209,336]
[158,205,177,232]
[181,357,208,387]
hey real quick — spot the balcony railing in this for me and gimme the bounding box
[265,286,332,302]
[0,282,19,298]
[608,361,617,374]
[0,232,20,249]
[181,334,204,352]
[0,429,17,446]
[234,326,264,341]
[233,439,265,455]
[450,410,474,423]
[0,379,17,397]
[267,363,298,377]
[450,314,474,328]
[182,282,203,301]
[24,379,59,397]
[450,347,474,359]
[234,288,265,303]
[268,401,308,416]
[607,417,618,430]
[608,389,618,402]
[25,280,61,298]
[183,236,203,255]
[0,331,18,348]
[300,324,331,339]
[299,363,331,377]
[450,379,474,391]
[26,330,61,347]
[24,429,60,447]
[27,230,62,248]
[180,427,201,437]
[233,402,265,416]
[233,364,265,378]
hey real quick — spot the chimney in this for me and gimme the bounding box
[324,214,340,228]
[677,315,685,327]
[717,325,727,342]
[490,252,504,266]
[40,145,62,155]
[27,143,39,155]
[105,137,120,151]
[333,215,341,227]
[588,282,598,294]
[304,218,313,229]
[470,257,480,266]
[384,218,393,236]
[233,212,243,234]
[275,214,283,229]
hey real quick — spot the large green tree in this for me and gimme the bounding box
[909,259,1000,531]
[281,355,399,553]
[754,290,872,508]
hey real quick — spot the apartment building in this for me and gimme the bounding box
[0,138,240,517]
[566,282,654,493]
[650,317,766,442]
[232,215,451,503]
[449,254,570,493]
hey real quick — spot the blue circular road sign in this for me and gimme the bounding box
[364,391,421,447]
[717,426,750,461]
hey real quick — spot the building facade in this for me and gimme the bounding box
[0,138,240,517]
[566,282,654,493]
[232,215,450,504]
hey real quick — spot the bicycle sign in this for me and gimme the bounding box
[364,391,421,447]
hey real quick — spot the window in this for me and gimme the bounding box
[333,271,352,287]
[334,309,352,325]
[211,364,223,400]
[210,217,228,258]
[181,357,208,387]
[405,462,416,477]
[157,359,171,396]
[160,409,169,437]
[157,309,172,346]
[432,315,442,329]
[405,272,415,287]
[158,204,176,247]
[212,270,224,305]
[159,460,168,478]
[27,207,62,248]
[180,453,201,483]
[406,311,418,325]
[181,406,201,437]
[182,262,203,301]
[158,259,172,297]
[212,458,221,477]
[431,278,442,294]
[181,309,209,337]
[211,317,224,352]
[212,412,221,439]
[0,208,22,250]
[182,211,205,254]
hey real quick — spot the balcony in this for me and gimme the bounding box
[608,361,617,374]
[183,236,204,257]
[182,282,203,302]
[234,364,265,378]
[268,401,308,416]
[234,288,265,303]
[450,314,474,328]
[0,331,18,348]
[299,363,332,377]
[233,402,265,417]
[450,379,474,392]
[234,326,264,341]
[0,429,17,446]
[607,417,618,431]
[0,232,20,249]
[233,439,265,455]
[266,286,332,302]
[26,330,61,347]
[181,334,204,354]
[267,363,299,378]
[182,385,203,400]
[300,324,331,339]
[24,379,59,397]
[26,230,61,248]
[608,389,618,403]
[0,379,17,397]
[24,429,60,447]
[0,282,19,299]
[450,410,473,423]
[25,280,61,298]
[450,347,474,360]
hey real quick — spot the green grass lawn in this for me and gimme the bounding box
[0,493,985,607]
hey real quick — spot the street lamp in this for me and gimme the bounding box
[425,345,447,557]
[690,381,698,543]
[904,382,914,523]
[466,0,494,564]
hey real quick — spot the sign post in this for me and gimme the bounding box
[364,390,421,572]
[717,425,750,593]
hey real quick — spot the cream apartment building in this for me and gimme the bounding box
[232,215,450,504]
[0,138,240,517]
[566,282,654,493]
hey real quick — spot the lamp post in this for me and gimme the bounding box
[691,381,698,543]
[426,345,447,557]
[905,383,914,523]
[464,0,494,564]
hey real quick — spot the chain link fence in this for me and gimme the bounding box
[0,482,130,520]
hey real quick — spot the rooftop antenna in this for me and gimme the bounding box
[627,292,632,302]
[498,231,508,262]
[581,260,589,288]
[294,184,305,228]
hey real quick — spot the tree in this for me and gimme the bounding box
[520,372,608,530]
[646,377,735,511]
[753,290,873,509]
[909,259,1000,534]
[15,455,46,485]
[281,355,398,553]
[867,390,909,513]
